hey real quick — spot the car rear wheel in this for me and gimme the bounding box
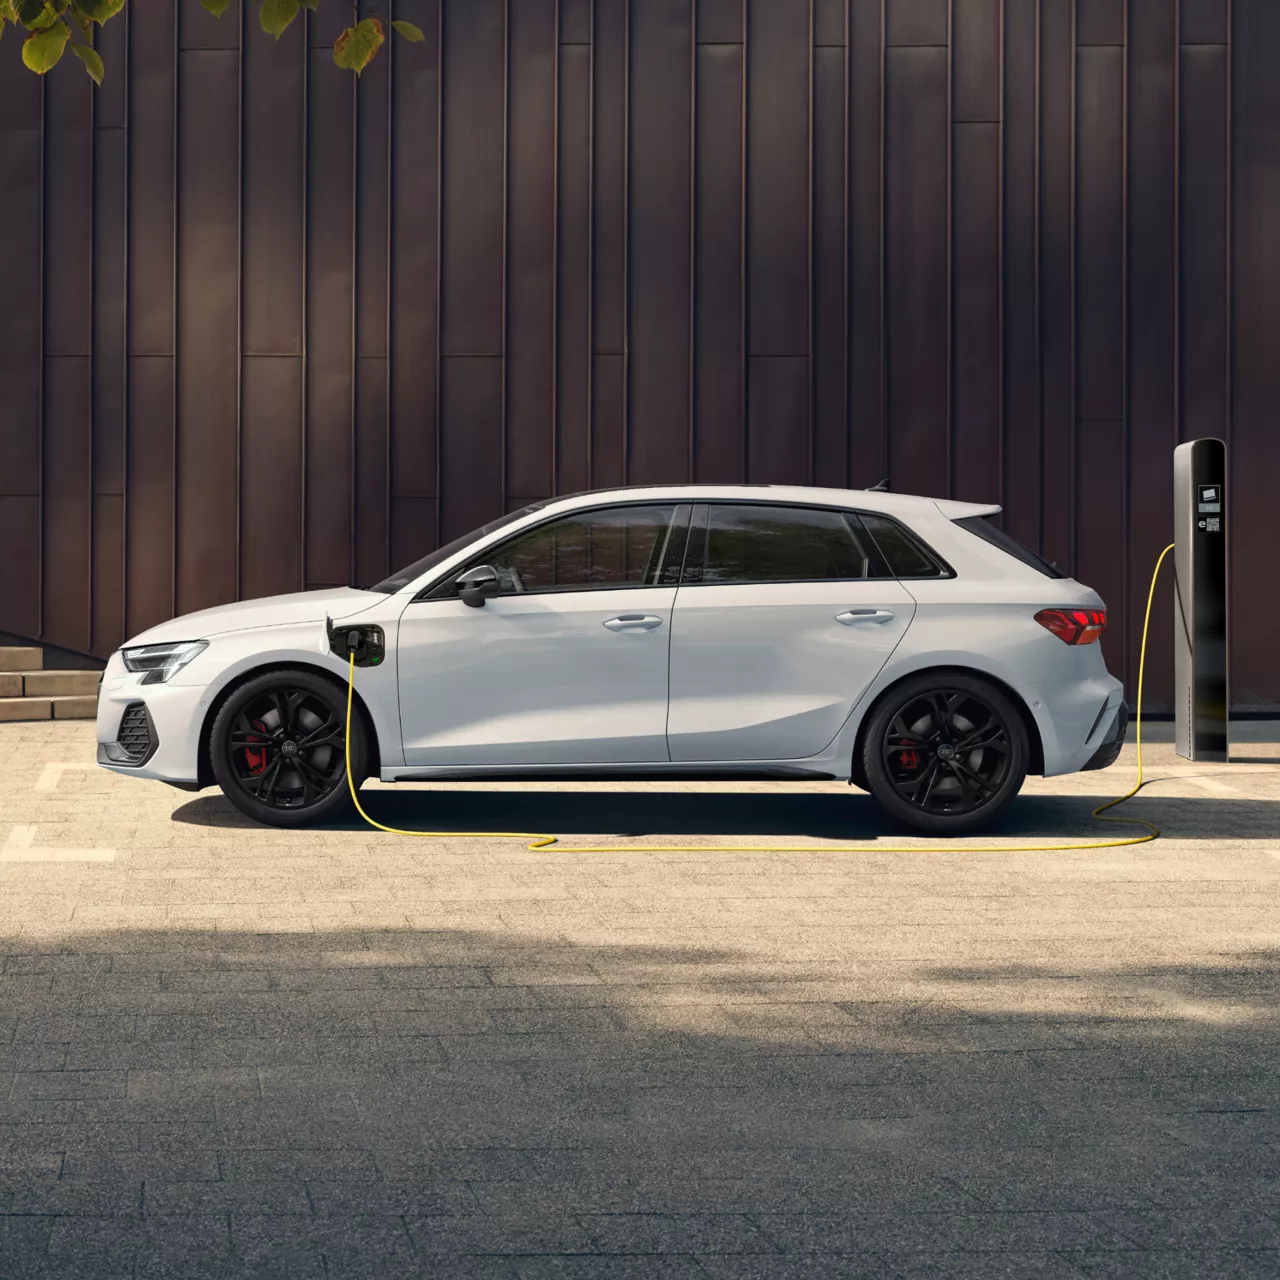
[209,668,369,828]
[860,673,1028,834]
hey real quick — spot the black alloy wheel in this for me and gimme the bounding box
[860,673,1028,834]
[209,668,369,828]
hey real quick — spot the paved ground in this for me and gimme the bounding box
[1,720,1279,1279]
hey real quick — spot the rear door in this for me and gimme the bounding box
[666,503,916,762]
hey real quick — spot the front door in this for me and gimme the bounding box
[397,503,689,766]
[666,503,917,761]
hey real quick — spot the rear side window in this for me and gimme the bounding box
[686,504,890,585]
[953,515,1067,579]
[857,513,952,578]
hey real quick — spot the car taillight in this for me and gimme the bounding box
[1034,607,1107,645]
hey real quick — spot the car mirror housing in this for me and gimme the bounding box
[455,564,501,608]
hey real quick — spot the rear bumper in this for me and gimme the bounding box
[1081,700,1129,772]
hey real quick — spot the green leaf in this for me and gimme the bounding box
[333,16,383,73]
[71,39,102,82]
[200,0,233,13]
[390,19,424,41]
[21,18,68,70]
[16,0,47,26]
[73,0,122,21]
[298,0,319,9]
[0,0,18,24]
[259,0,299,37]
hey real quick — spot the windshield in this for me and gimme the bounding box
[368,502,551,593]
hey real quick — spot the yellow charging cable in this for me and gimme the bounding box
[343,543,1176,854]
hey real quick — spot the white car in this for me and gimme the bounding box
[95,485,1127,834]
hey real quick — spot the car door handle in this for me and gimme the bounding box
[835,609,895,626]
[603,614,664,632]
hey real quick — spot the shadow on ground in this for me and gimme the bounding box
[3,920,1280,1279]
[169,785,1280,843]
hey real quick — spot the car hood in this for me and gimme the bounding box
[121,587,387,648]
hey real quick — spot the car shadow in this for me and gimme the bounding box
[170,785,1280,841]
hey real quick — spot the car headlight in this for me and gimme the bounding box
[119,640,208,684]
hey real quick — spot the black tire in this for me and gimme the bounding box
[860,672,1028,835]
[209,668,369,829]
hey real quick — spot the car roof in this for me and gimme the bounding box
[537,484,1001,521]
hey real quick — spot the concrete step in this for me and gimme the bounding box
[20,670,100,697]
[0,694,98,723]
[0,647,42,672]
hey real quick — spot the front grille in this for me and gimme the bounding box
[116,703,154,761]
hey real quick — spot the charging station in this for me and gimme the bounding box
[1173,438,1229,762]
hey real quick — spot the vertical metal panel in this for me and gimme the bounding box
[1231,0,1276,708]
[182,0,241,49]
[1127,0,1177,705]
[125,0,177,637]
[42,63,93,651]
[1038,0,1074,570]
[814,0,845,46]
[746,0,810,359]
[952,123,1001,504]
[1074,40,1126,675]
[175,47,240,617]
[439,0,506,538]
[590,0,629,485]
[1181,0,1227,43]
[885,46,948,497]
[1076,47,1125,424]
[1077,0,1125,45]
[627,0,693,484]
[847,0,885,488]
[748,358,810,482]
[1180,45,1229,440]
[441,0,507,358]
[354,31,392,587]
[92,11,129,653]
[507,0,557,499]
[389,0,441,535]
[953,0,1000,121]
[812,44,846,486]
[694,41,745,481]
[240,358,304,600]
[241,21,304,358]
[697,0,743,42]
[305,41,356,588]
[562,0,593,42]
[0,49,43,638]
[1000,0,1039,549]
[886,0,948,47]
[557,41,593,494]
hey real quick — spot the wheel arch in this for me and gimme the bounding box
[196,660,382,790]
[851,664,1046,781]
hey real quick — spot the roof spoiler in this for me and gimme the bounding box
[933,498,1003,519]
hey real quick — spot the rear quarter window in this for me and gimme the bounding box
[855,513,952,578]
[953,515,1068,579]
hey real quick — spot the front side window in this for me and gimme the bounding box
[484,504,682,594]
[687,505,887,585]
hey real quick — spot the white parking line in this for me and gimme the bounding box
[33,762,99,792]
[0,826,116,863]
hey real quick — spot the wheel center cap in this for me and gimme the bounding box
[936,743,956,761]
[281,740,298,757]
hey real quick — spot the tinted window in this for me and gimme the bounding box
[486,505,680,594]
[372,503,548,593]
[691,505,881,584]
[858,513,950,578]
[953,515,1067,578]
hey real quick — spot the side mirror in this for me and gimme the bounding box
[455,564,501,608]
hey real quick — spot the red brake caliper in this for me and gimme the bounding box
[898,739,920,773]
[242,720,269,775]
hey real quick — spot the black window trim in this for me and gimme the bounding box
[674,499,955,587]
[415,499,694,602]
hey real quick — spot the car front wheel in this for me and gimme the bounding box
[209,668,369,828]
[860,673,1028,834]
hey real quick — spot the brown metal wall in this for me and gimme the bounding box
[0,0,1273,708]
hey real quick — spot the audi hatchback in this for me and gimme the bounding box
[96,486,1127,834]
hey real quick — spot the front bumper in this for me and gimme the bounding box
[96,660,208,784]
[1081,700,1129,772]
